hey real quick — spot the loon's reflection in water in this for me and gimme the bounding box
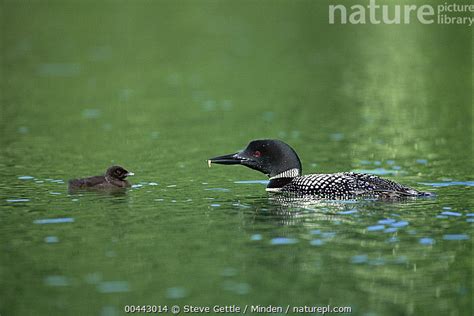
[230,192,430,228]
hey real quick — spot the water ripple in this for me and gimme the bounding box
[270,237,298,245]
[34,218,74,224]
[97,281,130,293]
[419,238,435,245]
[419,181,474,187]
[367,225,385,231]
[443,234,469,241]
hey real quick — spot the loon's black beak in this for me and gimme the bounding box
[208,152,245,167]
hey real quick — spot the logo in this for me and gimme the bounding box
[329,0,474,26]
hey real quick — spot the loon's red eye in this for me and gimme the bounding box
[253,151,261,158]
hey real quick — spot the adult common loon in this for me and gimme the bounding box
[68,165,134,190]
[208,139,431,199]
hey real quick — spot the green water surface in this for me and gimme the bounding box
[0,1,472,315]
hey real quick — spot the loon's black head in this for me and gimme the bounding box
[208,139,302,178]
[106,165,134,180]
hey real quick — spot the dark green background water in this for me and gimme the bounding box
[1,1,472,315]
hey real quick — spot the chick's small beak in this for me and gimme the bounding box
[125,172,135,176]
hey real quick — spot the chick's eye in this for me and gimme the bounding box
[253,151,261,158]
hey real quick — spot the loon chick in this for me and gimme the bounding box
[68,166,134,190]
[208,139,431,199]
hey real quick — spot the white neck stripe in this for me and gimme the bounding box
[269,168,300,180]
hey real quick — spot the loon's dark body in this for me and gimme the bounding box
[209,139,430,199]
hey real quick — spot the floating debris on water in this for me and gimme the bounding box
[97,281,130,293]
[148,182,158,186]
[34,218,74,224]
